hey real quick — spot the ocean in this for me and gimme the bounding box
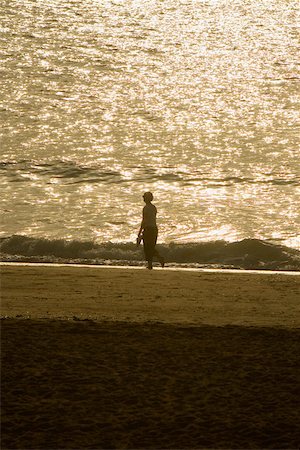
[1,0,299,270]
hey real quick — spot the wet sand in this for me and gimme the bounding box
[1,264,300,449]
[1,264,300,326]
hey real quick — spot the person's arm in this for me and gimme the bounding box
[138,208,146,237]
[138,225,143,237]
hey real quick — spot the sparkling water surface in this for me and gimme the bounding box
[1,0,299,249]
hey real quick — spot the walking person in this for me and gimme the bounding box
[137,192,165,270]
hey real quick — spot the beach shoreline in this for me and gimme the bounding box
[1,263,299,327]
[1,261,300,275]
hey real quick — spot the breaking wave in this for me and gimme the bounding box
[1,160,299,186]
[1,235,300,271]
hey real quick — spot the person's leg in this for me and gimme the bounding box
[154,248,165,267]
[143,228,155,269]
[145,227,164,269]
[152,228,164,268]
[143,227,164,269]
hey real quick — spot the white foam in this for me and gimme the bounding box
[1,261,299,276]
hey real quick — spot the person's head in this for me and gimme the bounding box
[143,191,153,204]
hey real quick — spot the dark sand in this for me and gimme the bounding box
[2,320,300,449]
[1,265,300,449]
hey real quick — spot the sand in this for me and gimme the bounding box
[1,264,300,449]
[1,264,300,326]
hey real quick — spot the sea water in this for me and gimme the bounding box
[1,0,299,269]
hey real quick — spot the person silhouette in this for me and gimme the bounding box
[137,192,165,270]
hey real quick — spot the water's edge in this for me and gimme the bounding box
[1,235,299,272]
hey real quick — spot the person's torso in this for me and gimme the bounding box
[143,203,157,228]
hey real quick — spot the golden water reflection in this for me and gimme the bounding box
[0,0,299,249]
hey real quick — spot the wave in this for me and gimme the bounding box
[0,160,123,185]
[1,235,299,271]
[1,160,299,187]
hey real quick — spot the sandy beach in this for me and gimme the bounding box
[1,264,300,449]
[1,264,300,326]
